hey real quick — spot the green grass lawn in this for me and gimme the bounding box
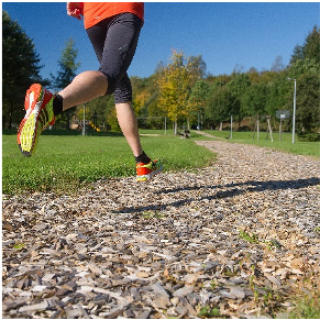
[203,130,320,158]
[3,129,319,195]
[2,131,215,195]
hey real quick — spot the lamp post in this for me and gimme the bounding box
[287,78,296,144]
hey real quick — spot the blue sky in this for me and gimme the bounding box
[2,2,320,81]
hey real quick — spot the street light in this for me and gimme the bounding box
[287,78,297,144]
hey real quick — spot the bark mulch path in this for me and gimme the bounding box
[3,138,320,319]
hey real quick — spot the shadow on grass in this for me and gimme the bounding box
[113,177,320,214]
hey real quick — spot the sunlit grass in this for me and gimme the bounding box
[2,131,215,195]
[203,130,320,158]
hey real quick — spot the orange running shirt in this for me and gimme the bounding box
[83,2,144,29]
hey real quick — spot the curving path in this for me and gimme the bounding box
[3,137,320,318]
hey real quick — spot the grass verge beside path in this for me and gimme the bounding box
[2,131,215,195]
[203,130,320,158]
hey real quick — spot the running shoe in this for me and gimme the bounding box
[136,159,163,181]
[17,84,55,156]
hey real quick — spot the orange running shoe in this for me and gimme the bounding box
[17,84,55,156]
[136,159,163,181]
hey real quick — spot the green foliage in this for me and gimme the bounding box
[289,290,320,319]
[51,38,81,130]
[2,10,44,129]
[291,25,320,65]
[76,95,116,132]
[242,83,267,117]
[51,38,80,90]
[206,86,235,126]
[13,243,25,250]
[239,230,259,244]
[303,26,320,63]
[188,79,210,118]
[290,44,304,65]
[295,74,320,133]
[227,73,251,123]
[298,133,320,143]
[198,306,220,318]
[289,58,319,78]
[265,74,288,116]
[4,15,319,135]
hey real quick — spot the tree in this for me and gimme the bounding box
[303,26,320,64]
[131,76,150,119]
[265,75,288,121]
[242,84,267,117]
[247,67,260,85]
[187,79,210,129]
[77,95,115,132]
[186,55,207,83]
[290,44,304,65]
[141,75,165,129]
[156,50,191,134]
[293,75,319,133]
[2,10,45,129]
[206,86,236,130]
[288,58,319,80]
[271,55,285,72]
[227,73,251,128]
[51,38,80,129]
[290,25,320,65]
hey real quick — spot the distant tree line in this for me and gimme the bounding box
[2,10,319,139]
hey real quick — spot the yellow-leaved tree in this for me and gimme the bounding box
[156,50,191,134]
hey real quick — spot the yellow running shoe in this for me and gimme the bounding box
[17,84,55,156]
[136,159,163,181]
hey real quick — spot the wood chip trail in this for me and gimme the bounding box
[3,138,320,319]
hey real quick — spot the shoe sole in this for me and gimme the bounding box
[19,86,43,156]
[18,84,52,157]
[20,113,38,157]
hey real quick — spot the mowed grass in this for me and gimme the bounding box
[203,130,320,158]
[2,131,215,195]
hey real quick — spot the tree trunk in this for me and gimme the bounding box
[266,116,273,142]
